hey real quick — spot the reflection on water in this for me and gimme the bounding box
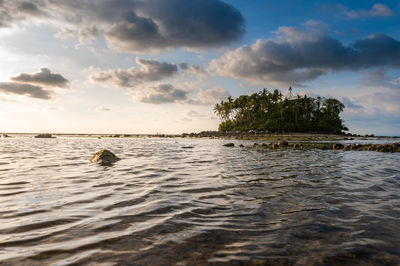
[0,138,399,265]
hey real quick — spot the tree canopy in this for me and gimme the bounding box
[214,88,348,133]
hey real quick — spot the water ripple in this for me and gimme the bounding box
[0,138,399,265]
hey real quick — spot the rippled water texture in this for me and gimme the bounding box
[0,138,399,265]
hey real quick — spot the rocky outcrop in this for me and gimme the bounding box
[34,134,55,138]
[89,150,120,165]
[236,142,400,153]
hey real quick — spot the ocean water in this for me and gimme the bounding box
[0,137,399,265]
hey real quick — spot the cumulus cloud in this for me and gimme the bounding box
[91,58,178,87]
[209,27,400,86]
[78,26,98,45]
[362,70,400,89]
[11,68,69,88]
[328,3,394,19]
[346,3,394,19]
[0,82,52,99]
[0,68,68,100]
[358,90,400,114]
[179,63,207,75]
[341,97,363,110]
[188,87,230,105]
[185,110,207,118]
[1,0,244,53]
[0,0,43,27]
[138,83,188,104]
[304,20,329,31]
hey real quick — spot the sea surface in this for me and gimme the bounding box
[0,137,399,265]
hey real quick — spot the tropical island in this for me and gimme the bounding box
[214,88,348,134]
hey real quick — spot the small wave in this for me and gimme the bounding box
[0,138,399,265]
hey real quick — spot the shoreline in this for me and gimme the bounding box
[1,132,398,140]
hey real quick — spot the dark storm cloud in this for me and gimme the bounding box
[1,0,245,53]
[139,83,187,104]
[210,28,400,86]
[104,0,245,53]
[0,0,43,27]
[18,1,42,15]
[0,82,52,99]
[91,58,178,87]
[11,68,69,88]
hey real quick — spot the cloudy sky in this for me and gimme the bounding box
[0,0,399,135]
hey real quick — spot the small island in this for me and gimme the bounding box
[214,88,348,134]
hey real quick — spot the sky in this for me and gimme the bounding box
[0,0,399,135]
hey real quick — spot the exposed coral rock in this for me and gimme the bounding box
[89,150,120,165]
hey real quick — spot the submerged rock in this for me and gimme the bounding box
[89,150,120,165]
[223,143,235,147]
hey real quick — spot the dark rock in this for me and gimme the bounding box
[319,144,329,150]
[223,143,235,147]
[278,140,288,146]
[332,143,344,150]
[89,150,120,165]
[239,144,244,147]
[34,134,55,138]
[182,146,194,149]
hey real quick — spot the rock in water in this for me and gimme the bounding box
[34,134,55,138]
[333,143,344,150]
[223,143,235,147]
[89,150,120,165]
[278,140,288,146]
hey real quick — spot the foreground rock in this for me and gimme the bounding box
[89,150,120,165]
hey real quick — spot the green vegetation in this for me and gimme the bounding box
[214,88,348,133]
